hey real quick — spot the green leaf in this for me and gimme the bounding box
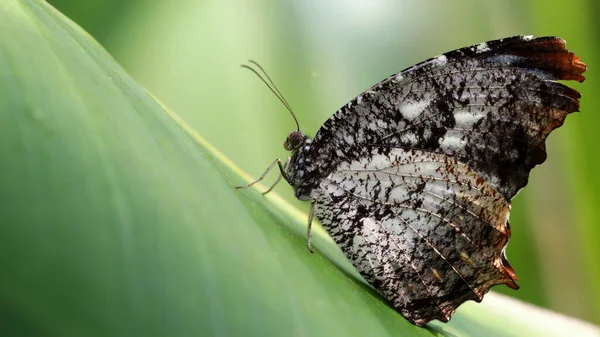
[1,0,599,336]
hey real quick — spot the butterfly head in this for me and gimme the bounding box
[284,131,306,151]
[282,130,314,200]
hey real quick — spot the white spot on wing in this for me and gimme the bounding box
[432,55,447,66]
[476,42,490,53]
[454,110,485,127]
[376,119,389,128]
[438,135,467,150]
[400,133,418,143]
[400,100,429,120]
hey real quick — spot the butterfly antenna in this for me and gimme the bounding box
[241,60,301,131]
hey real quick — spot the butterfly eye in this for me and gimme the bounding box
[283,139,292,151]
[284,131,304,151]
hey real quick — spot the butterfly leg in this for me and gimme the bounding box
[235,158,286,192]
[261,173,282,195]
[307,202,315,254]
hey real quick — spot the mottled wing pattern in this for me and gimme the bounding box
[313,148,516,325]
[304,36,586,325]
[306,36,586,200]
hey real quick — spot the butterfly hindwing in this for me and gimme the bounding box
[313,147,517,325]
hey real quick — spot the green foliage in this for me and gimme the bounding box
[1,0,599,336]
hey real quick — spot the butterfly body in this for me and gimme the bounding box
[248,35,586,326]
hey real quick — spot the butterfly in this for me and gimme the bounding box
[237,36,586,326]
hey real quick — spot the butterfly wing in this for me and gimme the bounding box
[313,147,516,325]
[308,36,586,200]
[306,36,586,325]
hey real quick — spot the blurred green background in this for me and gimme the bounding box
[47,0,599,325]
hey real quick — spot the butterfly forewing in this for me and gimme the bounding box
[304,36,585,201]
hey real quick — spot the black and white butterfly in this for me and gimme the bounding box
[238,36,586,326]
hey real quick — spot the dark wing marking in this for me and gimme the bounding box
[313,147,518,325]
[309,36,586,200]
